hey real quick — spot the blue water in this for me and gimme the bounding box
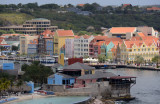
[11,96,89,104]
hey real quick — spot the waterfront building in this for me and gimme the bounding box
[20,35,38,55]
[74,71,116,88]
[47,73,75,86]
[27,39,38,57]
[62,62,95,77]
[136,26,157,37]
[0,18,58,35]
[38,30,54,56]
[89,35,107,57]
[65,39,74,58]
[74,35,94,58]
[54,30,74,55]
[120,37,159,63]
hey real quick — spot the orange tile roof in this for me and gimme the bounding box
[112,41,122,48]
[105,37,123,42]
[83,34,91,39]
[110,27,136,34]
[56,30,74,37]
[122,4,131,8]
[0,37,4,40]
[130,36,142,41]
[147,7,160,11]
[137,32,145,37]
[74,35,80,39]
[77,4,85,7]
[94,41,105,46]
[94,35,108,40]
[1,34,21,37]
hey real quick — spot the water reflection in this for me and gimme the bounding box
[107,68,160,104]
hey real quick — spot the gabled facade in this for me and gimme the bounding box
[120,39,159,63]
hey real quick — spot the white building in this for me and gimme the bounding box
[74,35,94,58]
[65,39,74,58]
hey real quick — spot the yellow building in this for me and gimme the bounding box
[54,30,74,55]
[20,35,38,55]
[120,37,159,63]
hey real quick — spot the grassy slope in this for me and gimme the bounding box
[0,13,33,26]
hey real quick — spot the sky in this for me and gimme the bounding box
[0,0,160,6]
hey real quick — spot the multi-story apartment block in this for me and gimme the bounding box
[20,35,38,55]
[74,35,94,58]
[38,30,54,56]
[27,39,38,56]
[65,39,74,58]
[54,30,74,55]
[0,18,58,35]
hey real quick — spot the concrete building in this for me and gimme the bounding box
[107,27,137,39]
[137,26,157,37]
[65,39,74,58]
[0,18,58,35]
[54,30,74,55]
[74,35,94,58]
[27,39,38,57]
[20,35,38,55]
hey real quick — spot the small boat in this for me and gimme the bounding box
[40,57,55,64]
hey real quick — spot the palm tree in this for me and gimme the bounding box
[134,55,144,66]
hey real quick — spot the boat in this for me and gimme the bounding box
[40,57,55,64]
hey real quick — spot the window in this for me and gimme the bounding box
[138,49,140,51]
[152,48,154,51]
[148,48,150,51]
[134,49,136,51]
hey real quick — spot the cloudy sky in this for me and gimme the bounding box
[0,0,159,6]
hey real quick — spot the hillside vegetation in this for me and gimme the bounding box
[0,13,33,26]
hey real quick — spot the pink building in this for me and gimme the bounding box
[65,39,74,58]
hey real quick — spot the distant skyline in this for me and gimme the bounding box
[0,0,160,6]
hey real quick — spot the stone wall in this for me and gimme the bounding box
[42,84,65,92]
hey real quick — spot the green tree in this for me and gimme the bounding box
[134,55,144,66]
[12,45,19,51]
[8,29,15,34]
[152,55,160,68]
[98,54,106,63]
[0,78,11,96]
[22,61,53,85]
[0,30,7,35]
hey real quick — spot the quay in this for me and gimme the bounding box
[85,63,160,71]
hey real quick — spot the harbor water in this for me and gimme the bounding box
[107,68,160,104]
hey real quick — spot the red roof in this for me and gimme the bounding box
[56,30,74,37]
[137,32,145,37]
[110,76,136,79]
[122,4,132,8]
[41,30,54,36]
[147,7,160,11]
[77,4,85,7]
